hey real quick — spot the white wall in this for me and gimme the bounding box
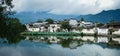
[28,28,40,32]
[97,28,108,35]
[69,19,78,26]
[113,29,120,35]
[81,29,95,34]
[49,24,60,32]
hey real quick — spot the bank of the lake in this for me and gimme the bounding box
[21,32,81,36]
[21,32,120,37]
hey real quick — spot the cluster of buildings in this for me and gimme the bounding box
[25,22,61,32]
[25,19,120,35]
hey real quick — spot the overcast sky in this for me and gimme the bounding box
[12,0,120,15]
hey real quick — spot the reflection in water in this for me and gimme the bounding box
[24,36,120,48]
[0,36,120,56]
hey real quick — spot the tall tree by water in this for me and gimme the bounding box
[0,0,25,37]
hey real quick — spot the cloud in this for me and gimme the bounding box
[12,0,120,15]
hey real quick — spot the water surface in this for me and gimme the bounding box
[0,36,120,56]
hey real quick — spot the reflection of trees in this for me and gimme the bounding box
[60,38,84,48]
[0,0,26,44]
[1,36,25,44]
[60,38,72,48]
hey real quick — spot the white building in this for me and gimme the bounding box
[81,27,109,35]
[79,21,94,28]
[69,19,78,27]
[25,24,40,32]
[25,22,48,32]
[96,28,108,35]
[81,29,95,34]
[113,29,120,35]
[49,24,61,32]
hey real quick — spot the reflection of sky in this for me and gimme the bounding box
[0,40,120,56]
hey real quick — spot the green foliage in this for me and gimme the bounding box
[96,23,104,27]
[61,21,71,31]
[94,33,98,38]
[6,18,26,36]
[108,28,115,35]
[0,0,25,37]
[45,18,54,24]
[80,32,84,37]
[36,19,43,23]
[80,18,84,21]
[60,38,72,48]
[77,27,83,31]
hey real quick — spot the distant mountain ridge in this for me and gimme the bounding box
[77,9,120,23]
[13,9,120,24]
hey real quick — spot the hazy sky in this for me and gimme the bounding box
[12,0,120,15]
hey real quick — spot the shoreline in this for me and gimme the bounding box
[21,32,120,37]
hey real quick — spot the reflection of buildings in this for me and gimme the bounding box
[24,36,120,48]
[112,38,120,44]
[69,41,78,49]
[81,36,95,42]
[97,37,108,43]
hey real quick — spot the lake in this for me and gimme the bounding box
[0,36,120,56]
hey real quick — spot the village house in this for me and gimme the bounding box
[25,22,48,32]
[95,28,109,35]
[69,19,78,27]
[107,22,120,28]
[78,21,94,28]
[113,29,120,35]
[25,24,40,32]
[25,19,120,36]
[81,28,95,34]
[49,24,61,32]
[25,21,61,32]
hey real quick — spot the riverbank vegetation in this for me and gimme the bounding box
[0,0,25,38]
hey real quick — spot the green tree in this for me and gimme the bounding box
[45,18,54,24]
[108,27,115,35]
[0,0,25,37]
[36,19,43,23]
[61,21,71,31]
[0,0,13,37]
[6,18,25,36]
[80,18,84,21]
[96,23,104,27]
[77,27,83,31]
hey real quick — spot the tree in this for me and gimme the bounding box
[96,23,104,27]
[36,19,43,23]
[0,0,13,37]
[80,18,84,21]
[61,21,71,31]
[45,18,54,24]
[6,18,25,36]
[108,27,115,35]
[0,0,25,37]
[77,27,83,31]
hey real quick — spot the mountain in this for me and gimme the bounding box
[13,9,120,24]
[77,9,120,23]
[13,12,77,24]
